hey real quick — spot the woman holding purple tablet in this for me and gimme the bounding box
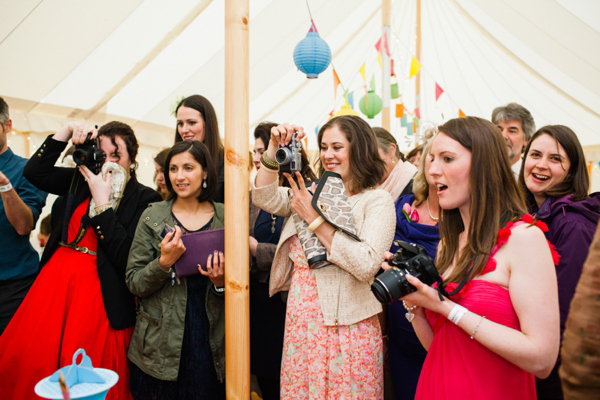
[125,140,225,400]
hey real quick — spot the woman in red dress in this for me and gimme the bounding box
[383,117,560,399]
[0,122,161,399]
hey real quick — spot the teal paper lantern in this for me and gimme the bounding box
[294,28,331,79]
[359,90,383,119]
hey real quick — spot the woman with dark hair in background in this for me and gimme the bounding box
[153,148,169,199]
[383,117,560,399]
[126,140,226,399]
[373,127,417,201]
[174,94,225,202]
[384,138,439,400]
[518,125,600,400]
[0,121,161,400]
[253,115,395,398]
[249,122,316,399]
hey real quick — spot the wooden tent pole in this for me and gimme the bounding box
[224,0,250,398]
[381,0,391,130]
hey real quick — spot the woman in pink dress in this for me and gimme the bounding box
[383,117,561,399]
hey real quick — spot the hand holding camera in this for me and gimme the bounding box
[267,123,306,160]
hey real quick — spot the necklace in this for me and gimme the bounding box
[426,197,439,221]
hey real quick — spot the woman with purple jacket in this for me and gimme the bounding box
[519,125,600,400]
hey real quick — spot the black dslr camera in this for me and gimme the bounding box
[72,132,106,175]
[371,241,441,304]
[275,132,302,173]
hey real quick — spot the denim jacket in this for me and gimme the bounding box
[125,199,225,381]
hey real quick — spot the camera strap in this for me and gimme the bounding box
[436,262,475,302]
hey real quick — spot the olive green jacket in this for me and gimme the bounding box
[125,199,225,382]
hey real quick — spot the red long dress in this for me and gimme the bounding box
[415,218,558,400]
[0,199,133,400]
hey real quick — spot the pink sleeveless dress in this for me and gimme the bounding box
[415,216,560,400]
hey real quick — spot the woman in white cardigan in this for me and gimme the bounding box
[253,115,395,399]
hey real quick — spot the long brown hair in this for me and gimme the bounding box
[316,115,386,193]
[174,95,224,169]
[519,125,589,211]
[436,117,526,284]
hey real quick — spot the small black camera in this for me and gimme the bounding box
[371,241,441,304]
[275,133,302,173]
[72,132,106,175]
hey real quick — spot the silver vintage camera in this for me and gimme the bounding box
[275,132,302,173]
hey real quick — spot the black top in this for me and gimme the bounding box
[23,135,161,330]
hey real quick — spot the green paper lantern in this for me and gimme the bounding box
[359,90,383,119]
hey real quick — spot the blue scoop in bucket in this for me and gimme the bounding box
[35,348,119,400]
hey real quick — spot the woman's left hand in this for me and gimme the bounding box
[200,251,225,288]
[78,165,111,206]
[284,171,319,224]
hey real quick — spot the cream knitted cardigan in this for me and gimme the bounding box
[252,179,395,326]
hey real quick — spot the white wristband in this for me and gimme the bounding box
[0,182,13,192]
[448,304,468,325]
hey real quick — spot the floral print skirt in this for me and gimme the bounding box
[280,235,383,399]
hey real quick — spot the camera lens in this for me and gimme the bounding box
[275,147,292,165]
[371,268,414,304]
[72,149,87,166]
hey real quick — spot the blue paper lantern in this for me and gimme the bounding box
[294,31,331,79]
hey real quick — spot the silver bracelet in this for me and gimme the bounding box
[213,285,225,293]
[470,316,486,340]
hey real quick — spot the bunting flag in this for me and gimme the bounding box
[409,57,421,79]
[329,109,334,118]
[377,53,382,69]
[370,74,376,92]
[435,83,444,101]
[343,88,349,105]
[396,104,404,118]
[375,33,391,57]
[309,19,318,33]
[406,123,413,135]
[383,32,391,57]
[415,108,421,118]
[359,63,366,82]
[400,116,407,127]
[348,91,355,109]
[391,59,395,77]
[459,109,466,118]
[315,125,320,136]
[333,69,341,97]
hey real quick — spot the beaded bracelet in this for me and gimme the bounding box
[260,152,279,171]
[470,316,485,340]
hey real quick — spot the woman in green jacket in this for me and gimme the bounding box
[126,140,225,399]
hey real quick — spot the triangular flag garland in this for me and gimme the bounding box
[348,91,355,109]
[370,74,376,92]
[409,57,421,79]
[377,53,382,69]
[459,109,466,118]
[359,63,366,82]
[396,104,404,118]
[333,69,341,97]
[435,83,444,101]
[415,108,421,118]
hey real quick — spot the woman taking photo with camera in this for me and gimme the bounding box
[174,94,225,203]
[0,121,161,400]
[126,140,225,399]
[253,115,395,399]
[518,125,600,399]
[383,117,560,399]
